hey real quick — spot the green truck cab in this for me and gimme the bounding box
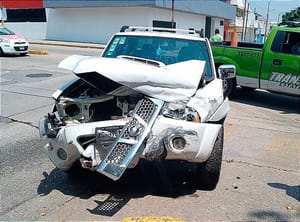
[212,22,300,97]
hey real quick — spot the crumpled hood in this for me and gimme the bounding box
[59,55,206,102]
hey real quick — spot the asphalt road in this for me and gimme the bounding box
[0,44,299,221]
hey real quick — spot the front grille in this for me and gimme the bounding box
[14,46,28,51]
[106,143,131,164]
[97,97,164,180]
[14,42,26,45]
[136,98,155,122]
[121,119,140,139]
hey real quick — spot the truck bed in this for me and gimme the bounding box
[212,41,264,49]
[212,43,263,88]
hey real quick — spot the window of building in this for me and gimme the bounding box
[6,9,46,22]
[153,20,176,29]
[236,8,244,17]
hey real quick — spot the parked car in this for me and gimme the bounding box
[39,26,235,189]
[212,21,300,97]
[0,26,29,56]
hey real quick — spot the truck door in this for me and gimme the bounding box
[265,30,300,96]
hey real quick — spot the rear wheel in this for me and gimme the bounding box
[20,52,27,56]
[197,125,224,190]
[0,48,4,56]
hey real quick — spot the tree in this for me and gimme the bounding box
[282,7,300,22]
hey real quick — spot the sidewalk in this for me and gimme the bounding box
[28,39,106,49]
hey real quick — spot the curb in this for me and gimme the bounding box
[29,41,105,49]
[28,50,49,55]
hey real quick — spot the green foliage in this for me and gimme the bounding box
[282,7,300,22]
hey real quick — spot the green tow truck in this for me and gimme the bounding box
[212,22,300,97]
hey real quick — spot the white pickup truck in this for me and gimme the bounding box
[39,26,235,189]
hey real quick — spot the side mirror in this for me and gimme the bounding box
[218,64,236,80]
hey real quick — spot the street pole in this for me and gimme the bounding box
[244,2,249,42]
[264,1,270,43]
[241,0,247,42]
[277,12,283,23]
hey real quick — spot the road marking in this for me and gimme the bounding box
[28,50,48,55]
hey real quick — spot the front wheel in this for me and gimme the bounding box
[197,125,224,190]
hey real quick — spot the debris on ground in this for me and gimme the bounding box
[232,182,238,189]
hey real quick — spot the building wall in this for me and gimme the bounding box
[43,0,235,20]
[5,22,47,39]
[46,6,206,43]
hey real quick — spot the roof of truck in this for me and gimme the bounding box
[278,21,300,27]
[274,26,300,33]
[275,21,300,32]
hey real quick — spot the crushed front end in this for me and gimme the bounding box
[39,56,227,181]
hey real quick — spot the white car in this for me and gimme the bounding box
[39,26,235,189]
[0,26,29,56]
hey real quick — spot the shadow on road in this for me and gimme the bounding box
[268,182,300,201]
[248,210,291,221]
[37,160,200,216]
[230,88,300,114]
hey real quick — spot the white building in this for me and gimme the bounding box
[5,0,235,44]
[229,0,266,42]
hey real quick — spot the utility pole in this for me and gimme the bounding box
[277,12,283,23]
[244,2,249,42]
[241,0,247,42]
[264,1,270,43]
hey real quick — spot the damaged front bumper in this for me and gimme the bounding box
[39,97,222,180]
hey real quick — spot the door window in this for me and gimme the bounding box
[271,31,300,56]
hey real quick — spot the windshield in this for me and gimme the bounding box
[103,35,213,78]
[0,27,15,35]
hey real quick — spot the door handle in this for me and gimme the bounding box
[273,59,283,65]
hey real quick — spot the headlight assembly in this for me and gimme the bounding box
[0,38,10,44]
[162,102,201,123]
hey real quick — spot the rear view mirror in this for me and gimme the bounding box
[218,65,236,80]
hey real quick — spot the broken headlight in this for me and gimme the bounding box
[161,103,200,122]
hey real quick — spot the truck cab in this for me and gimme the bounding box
[212,21,300,97]
[260,23,300,96]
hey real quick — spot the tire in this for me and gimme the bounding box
[223,78,235,98]
[0,48,3,56]
[20,53,27,56]
[197,125,224,190]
